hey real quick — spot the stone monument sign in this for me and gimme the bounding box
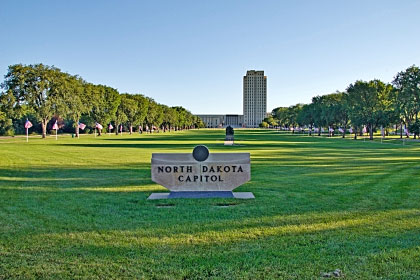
[224,125,234,145]
[148,145,254,199]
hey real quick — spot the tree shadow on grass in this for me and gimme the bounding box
[91,130,329,144]
[57,143,209,150]
[101,133,224,143]
[0,164,153,190]
[57,129,416,154]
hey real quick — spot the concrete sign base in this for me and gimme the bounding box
[148,192,255,200]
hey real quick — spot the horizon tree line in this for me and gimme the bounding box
[261,65,420,140]
[0,63,204,137]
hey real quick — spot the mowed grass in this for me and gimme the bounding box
[0,129,420,279]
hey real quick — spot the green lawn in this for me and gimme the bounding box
[1,129,419,279]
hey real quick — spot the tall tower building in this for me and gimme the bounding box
[243,70,267,128]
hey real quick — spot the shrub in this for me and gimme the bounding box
[4,128,14,136]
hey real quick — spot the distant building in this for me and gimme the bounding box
[243,70,267,128]
[196,70,267,128]
[196,114,244,128]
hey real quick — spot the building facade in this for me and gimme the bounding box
[196,70,267,128]
[196,114,244,128]
[243,70,267,128]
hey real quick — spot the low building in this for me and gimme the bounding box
[196,114,244,128]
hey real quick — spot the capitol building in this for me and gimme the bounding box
[196,70,267,128]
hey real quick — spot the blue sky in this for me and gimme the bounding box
[1,0,419,114]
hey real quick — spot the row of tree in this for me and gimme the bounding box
[262,65,420,140]
[0,64,204,137]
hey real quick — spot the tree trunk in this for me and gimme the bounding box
[115,123,119,135]
[75,124,79,138]
[354,131,357,140]
[369,124,373,140]
[400,122,403,138]
[41,119,47,138]
[129,124,133,135]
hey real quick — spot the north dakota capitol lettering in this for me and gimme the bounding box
[151,147,250,192]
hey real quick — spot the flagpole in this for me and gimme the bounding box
[55,128,58,140]
[26,127,28,142]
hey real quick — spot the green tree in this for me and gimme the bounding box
[259,121,269,128]
[265,116,278,128]
[0,110,14,136]
[318,93,341,136]
[119,94,138,134]
[272,105,302,132]
[145,98,164,131]
[184,110,194,129]
[63,74,91,137]
[193,115,205,128]
[89,84,120,136]
[320,92,349,137]
[272,107,289,128]
[311,96,327,136]
[0,90,19,135]
[288,104,303,133]
[162,106,176,131]
[392,65,420,138]
[336,93,350,138]
[173,106,187,130]
[132,94,149,130]
[347,80,394,140]
[408,120,420,138]
[114,96,129,135]
[2,64,68,138]
[297,104,315,135]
